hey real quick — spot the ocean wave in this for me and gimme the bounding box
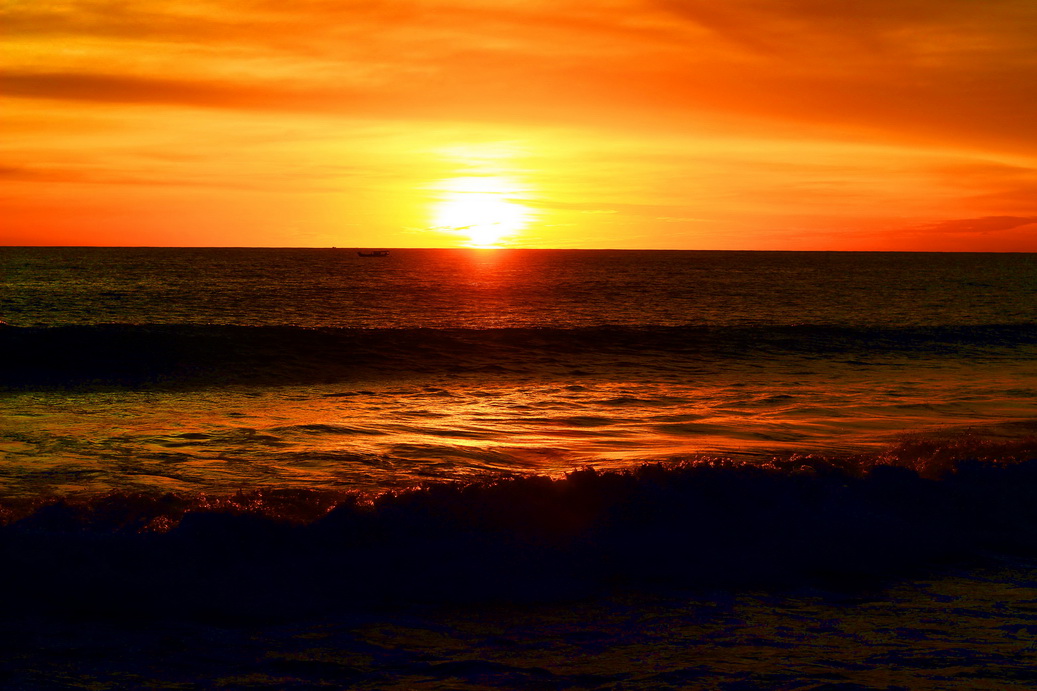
[2,436,1037,619]
[2,323,1035,389]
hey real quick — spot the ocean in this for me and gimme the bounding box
[2,247,1037,688]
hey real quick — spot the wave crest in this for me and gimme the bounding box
[3,437,1037,619]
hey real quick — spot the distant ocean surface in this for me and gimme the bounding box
[2,247,1036,496]
[3,247,1037,688]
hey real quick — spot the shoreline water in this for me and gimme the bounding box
[4,445,1037,687]
[4,561,1037,689]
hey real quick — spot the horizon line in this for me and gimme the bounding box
[2,246,1036,254]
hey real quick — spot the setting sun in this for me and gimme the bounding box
[431,177,533,248]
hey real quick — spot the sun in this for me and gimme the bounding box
[431,177,532,248]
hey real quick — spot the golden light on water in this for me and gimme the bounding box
[431,176,533,248]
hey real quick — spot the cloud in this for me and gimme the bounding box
[522,198,701,218]
[643,0,1037,152]
[910,216,1037,236]
[922,161,1037,215]
[655,0,1037,59]
[5,0,1037,155]
[0,71,384,113]
[0,165,39,180]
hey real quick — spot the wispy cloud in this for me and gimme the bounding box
[6,0,1037,152]
[910,216,1037,236]
[1,71,367,112]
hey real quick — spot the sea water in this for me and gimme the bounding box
[2,248,1036,498]
[2,247,1037,688]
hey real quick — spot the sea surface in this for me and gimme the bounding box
[2,247,1037,688]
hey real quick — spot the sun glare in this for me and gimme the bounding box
[431,177,532,248]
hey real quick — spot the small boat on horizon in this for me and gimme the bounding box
[357,250,390,257]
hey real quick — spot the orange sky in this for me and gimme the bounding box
[3,0,1037,250]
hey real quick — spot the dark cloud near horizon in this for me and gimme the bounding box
[913,216,1037,236]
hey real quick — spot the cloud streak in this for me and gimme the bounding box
[1,71,368,112]
[911,216,1037,236]
[5,0,1037,154]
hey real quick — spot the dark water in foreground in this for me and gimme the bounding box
[2,247,1036,688]
[7,564,1037,689]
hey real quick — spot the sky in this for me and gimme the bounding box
[3,0,1037,250]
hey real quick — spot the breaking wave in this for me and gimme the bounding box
[3,436,1037,620]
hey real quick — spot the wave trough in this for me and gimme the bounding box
[3,323,1035,388]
